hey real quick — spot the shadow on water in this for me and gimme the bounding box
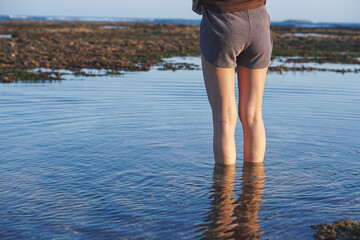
[195,163,266,240]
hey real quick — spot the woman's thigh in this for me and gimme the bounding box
[201,56,237,122]
[237,66,268,121]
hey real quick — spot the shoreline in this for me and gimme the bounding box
[0,21,359,82]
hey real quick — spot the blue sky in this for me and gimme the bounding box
[0,0,359,23]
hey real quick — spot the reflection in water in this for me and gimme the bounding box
[196,163,266,239]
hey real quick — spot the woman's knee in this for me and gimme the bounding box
[213,108,238,130]
[239,110,263,129]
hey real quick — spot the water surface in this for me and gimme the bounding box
[0,57,359,239]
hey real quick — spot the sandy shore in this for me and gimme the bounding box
[0,21,359,82]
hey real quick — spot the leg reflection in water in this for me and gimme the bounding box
[195,162,266,240]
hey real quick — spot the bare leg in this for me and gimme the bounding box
[202,56,237,166]
[238,66,267,163]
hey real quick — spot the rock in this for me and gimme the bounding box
[311,218,360,240]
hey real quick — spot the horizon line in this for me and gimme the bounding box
[0,14,359,25]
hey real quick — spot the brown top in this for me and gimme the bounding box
[201,0,266,13]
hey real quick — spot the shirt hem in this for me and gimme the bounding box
[203,1,266,13]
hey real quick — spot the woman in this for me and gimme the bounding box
[193,0,273,165]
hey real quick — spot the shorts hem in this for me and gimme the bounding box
[201,54,236,69]
[237,63,270,69]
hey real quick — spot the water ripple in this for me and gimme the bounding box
[0,64,359,239]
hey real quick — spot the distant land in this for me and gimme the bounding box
[0,15,359,28]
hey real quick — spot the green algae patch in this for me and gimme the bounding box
[0,69,62,83]
[73,72,98,77]
[157,62,200,71]
[311,218,360,240]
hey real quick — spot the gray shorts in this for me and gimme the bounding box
[200,5,273,69]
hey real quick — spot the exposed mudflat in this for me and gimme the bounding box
[0,21,359,82]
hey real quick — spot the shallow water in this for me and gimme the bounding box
[285,33,333,37]
[270,56,360,72]
[0,34,12,39]
[0,57,359,239]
